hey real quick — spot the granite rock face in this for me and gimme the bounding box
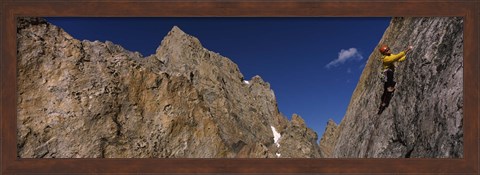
[17,17,321,158]
[319,119,339,157]
[327,17,463,158]
[275,114,321,158]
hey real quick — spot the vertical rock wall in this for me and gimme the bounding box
[330,17,463,158]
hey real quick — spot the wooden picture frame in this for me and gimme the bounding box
[1,0,478,174]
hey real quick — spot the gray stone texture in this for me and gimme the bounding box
[330,17,463,158]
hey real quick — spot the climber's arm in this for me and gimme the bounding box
[398,46,413,62]
[383,51,406,64]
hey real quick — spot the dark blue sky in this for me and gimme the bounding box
[45,17,391,140]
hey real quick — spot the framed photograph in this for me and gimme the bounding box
[1,0,478,174]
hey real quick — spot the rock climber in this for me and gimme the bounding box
[377,44,413,114]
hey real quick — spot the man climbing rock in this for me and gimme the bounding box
[377,44,413,114]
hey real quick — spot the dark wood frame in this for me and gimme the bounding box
[1,0,478,174]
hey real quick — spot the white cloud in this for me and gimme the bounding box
[325,48,363,68]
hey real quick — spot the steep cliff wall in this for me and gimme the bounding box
[17,18,320,158]
[328,17,463,158]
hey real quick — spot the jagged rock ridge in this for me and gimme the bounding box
[319,119,339,157]
[17,17,321,158]
[320,17,463,158]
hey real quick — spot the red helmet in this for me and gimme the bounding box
[379,45,390,55]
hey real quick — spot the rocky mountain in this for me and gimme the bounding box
[321,17,463,158]
[16,17,321,158]
[318,119,339,158]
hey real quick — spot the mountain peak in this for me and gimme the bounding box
[169,26,186,36]
[319,118,340,158]
[327,119,337,126]
[155,25,203,54]
[291,114,306,127]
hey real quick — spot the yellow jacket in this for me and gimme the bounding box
[381,51,407,70]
